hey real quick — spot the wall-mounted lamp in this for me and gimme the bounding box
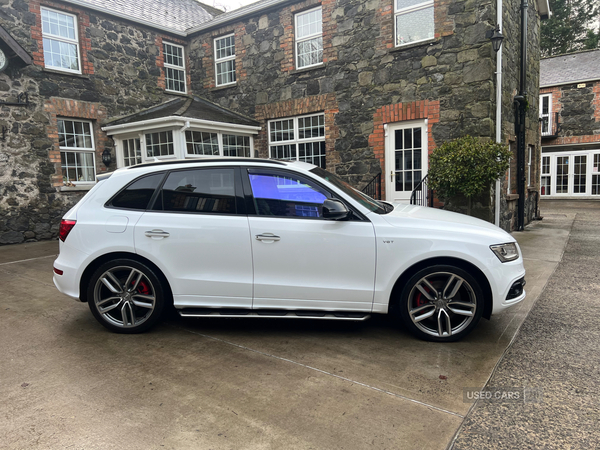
[102,149,112,168]
[485,25,505,53]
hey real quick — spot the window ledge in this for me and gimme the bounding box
[43,68,89,79]
[527,187,538,192]
[506,193,520,201]
[389,38,437,54]
[60,184,94,192]
[165,90,190,97]
[211,83,237,92]
[290,63,326,75]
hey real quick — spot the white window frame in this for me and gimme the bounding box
[539,94,552,136]
[394,0,435,48]
[120,137,143,167]
[185,129,254,158]
[144,128,177,160]
[163,42,187,93]
[295,7,323,70]
[41,7,81,74]
[58,119,95,185]
[214,34,236,87]
[268,113,326,167]
[540,155,551,196]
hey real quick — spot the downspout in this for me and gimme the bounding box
[494,0,503,227]
[515,0,528,231]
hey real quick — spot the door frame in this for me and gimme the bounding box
[384,119,429,202]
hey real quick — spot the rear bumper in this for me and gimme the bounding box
[53,241,89,302]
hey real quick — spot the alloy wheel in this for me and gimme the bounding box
[407,271,477,338]
[93,265,156,328]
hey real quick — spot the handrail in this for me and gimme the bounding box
[361,173,381,200]
[410,174,433,207]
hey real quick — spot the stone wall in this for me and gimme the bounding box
[189,0,500,190]
[498,0,542,230]
[0,0,191,244]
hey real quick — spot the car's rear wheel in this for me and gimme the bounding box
[398,265,484,342]
[87,259,165,333]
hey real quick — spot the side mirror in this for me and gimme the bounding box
[322,199,351,220]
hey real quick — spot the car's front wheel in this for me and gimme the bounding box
[398,265,484,342]
[87,259,166,333]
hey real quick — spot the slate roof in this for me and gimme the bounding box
[65,0,222,34]
[540,50,600,87]
[106,97,259,127]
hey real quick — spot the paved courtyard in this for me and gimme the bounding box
[0,201,585,449]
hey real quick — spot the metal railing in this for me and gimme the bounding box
[540,112,560,138]
[361,173,381,200]
[410,174,434,207]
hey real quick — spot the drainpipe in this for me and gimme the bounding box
[515,0,528,231]
[494,0,503,227]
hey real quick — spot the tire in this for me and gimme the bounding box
[398,265,484,342]
[87,259,166,333]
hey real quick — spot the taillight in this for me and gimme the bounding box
[59,220,76,242]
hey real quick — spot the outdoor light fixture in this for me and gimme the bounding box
[102,149,112,168]
[486,25,505,52]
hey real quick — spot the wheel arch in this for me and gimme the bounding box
[79,252,173,304]
[388,256,493,320]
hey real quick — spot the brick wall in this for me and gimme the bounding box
[369,100,440,199]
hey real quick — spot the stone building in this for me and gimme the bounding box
[539,49,600,199]
[0,0,549,245]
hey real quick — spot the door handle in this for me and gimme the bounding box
[145,229,170,238]
[256,233,281,242]
[390,170,394,182]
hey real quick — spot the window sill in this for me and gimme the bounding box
[389,38,437,53]
[211,83,237,92]
[506,193,520,201]
[43,68,89,79]
[165,90,190,97]
[291,63,326,75]
[60,184,94,192]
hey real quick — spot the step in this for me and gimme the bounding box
[177,308,371,321]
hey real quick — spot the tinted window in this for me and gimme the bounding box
[249,172,330,218]
[154,168,237,214]
[110,173,164,210]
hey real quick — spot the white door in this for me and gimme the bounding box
[385,121,428,202]
[245,169,377,311]
[134,167,253,308]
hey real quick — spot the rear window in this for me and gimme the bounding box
[152,168,237,214]
[109,173,164,210]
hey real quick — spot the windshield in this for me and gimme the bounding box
[310,167,392,214]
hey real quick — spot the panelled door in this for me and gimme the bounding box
[385,121,428,202]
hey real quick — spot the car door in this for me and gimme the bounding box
[134,167,253,308]
[245,168,377,312]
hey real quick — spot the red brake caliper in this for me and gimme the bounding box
[135,281,150,296]
[415,289,429,309]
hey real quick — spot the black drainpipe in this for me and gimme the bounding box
[514,0,528,231]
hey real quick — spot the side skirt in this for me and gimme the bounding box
[178,308,371,321]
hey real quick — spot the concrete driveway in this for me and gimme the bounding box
[0,210,571,450]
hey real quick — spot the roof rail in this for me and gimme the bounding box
[129,158,286,169]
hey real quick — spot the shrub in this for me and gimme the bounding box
[428,136,511,200]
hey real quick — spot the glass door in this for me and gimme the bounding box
[385,121,428,202]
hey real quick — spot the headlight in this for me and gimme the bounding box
[490,243,519,262]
